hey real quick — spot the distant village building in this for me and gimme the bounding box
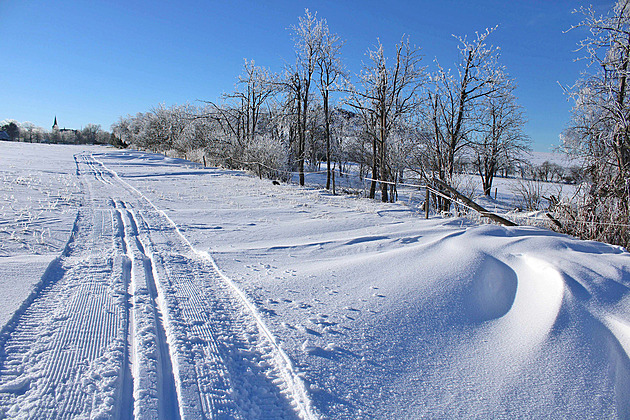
[52,116,79,135]
[0,131,10,141]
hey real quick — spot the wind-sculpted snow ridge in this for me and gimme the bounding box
[0,150,317,419]
[386,226,630,418]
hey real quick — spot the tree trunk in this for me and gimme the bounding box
[296,86,305,186]
[380,111,388,202]
[370,136,377,199]
[324,91,331,190]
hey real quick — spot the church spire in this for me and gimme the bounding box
[52,116,58,130]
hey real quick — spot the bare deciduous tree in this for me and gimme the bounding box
[227,60,277,147]
[291,9,322,186]
[316,19,345,191]
[472,80,530,196]
[347,36,424,202]
[424,28,504,186]
[560,0,630,247]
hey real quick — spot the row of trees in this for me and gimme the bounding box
[115,10,530,203]
[457,158,583,185]
[1,119,111,145]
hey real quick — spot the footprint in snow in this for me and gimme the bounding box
[323,326,342,334]
[302,340,341,359]
[260,307,278,316]
[296,324,321,336]
[302,340,318,354]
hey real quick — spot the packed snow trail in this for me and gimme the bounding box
[0,152,316,419]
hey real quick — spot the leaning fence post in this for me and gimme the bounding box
[425,185,430,219]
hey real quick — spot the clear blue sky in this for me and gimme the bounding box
[0,0,613,151]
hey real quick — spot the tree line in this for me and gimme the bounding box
[114,3,630,248]
[113,10,530,205]
[1,119,112,145]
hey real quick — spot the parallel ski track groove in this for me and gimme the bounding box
[92,152,317,419]
[117,201,181,420]
[0,195,124,418]
[1,151,317,419]
[112,205,135,420]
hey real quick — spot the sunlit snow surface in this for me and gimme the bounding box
[1,141,630,418]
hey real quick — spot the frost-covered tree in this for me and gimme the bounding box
[143,106,172,153]
[347,36,424,202]
[560,0,630,246]
[21,122,45,143]
[82,124,103,144]
[316,18,345,190]
[228,60,277,146]
[205,60,277,168]
[472,79,530,196]
[111,116,133,148]
[290,9,322,186]
[423,28,505,187]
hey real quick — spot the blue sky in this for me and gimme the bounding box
[0,0,613,151]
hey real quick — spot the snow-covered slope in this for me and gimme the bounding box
[524,150,581,168]
[1,142,629,418]
[0,143,91,327]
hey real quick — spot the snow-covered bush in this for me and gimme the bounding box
[243,134,289,181]
[511,179,547,211]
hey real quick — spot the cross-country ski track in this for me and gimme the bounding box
[0,152,317,419]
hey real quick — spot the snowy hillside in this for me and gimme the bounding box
[523,150,580,167]
[1,141,630,418]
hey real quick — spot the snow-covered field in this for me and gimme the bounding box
[1,141,630,419]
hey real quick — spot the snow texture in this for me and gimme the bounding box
[1,141,629,419]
